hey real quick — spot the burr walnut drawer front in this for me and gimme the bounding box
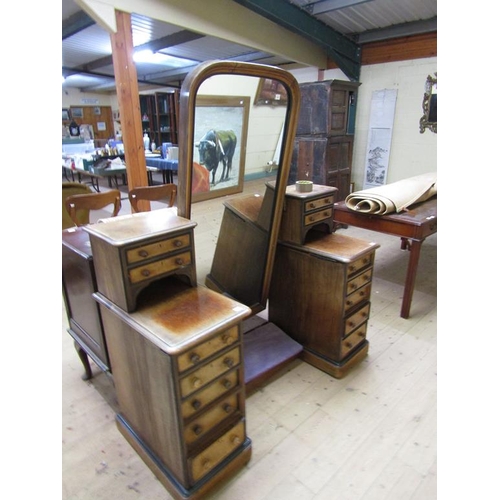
[125,233,191,264]
[344,303,370,337]
[345,283,371,312]
[340,322,367,358]
[177,327,239,373]
[304,196,334,213]
[304,207,333,227]
[347,253,374,277]
[128,251,192,284]
[184,394,239,445]
[346,268,373,295]
[189,420,245,483]
[181,370,239,419]
[180,347,241,398]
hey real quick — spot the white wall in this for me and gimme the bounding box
[290,57,438,190]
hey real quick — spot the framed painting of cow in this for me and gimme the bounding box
[192,95,250,202]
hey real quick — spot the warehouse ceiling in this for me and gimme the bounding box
[62,0,437,93]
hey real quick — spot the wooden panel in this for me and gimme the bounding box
[327,32,437,68]
[67,105,113,142]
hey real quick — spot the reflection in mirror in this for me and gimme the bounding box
[177,61,300,313]
[419,73,437,134]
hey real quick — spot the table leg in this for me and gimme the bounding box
[400,238,423,319]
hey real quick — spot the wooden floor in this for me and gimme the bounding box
[62,175,437,499]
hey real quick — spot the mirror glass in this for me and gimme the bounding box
[419,73,437,134]
[177,61,300,313]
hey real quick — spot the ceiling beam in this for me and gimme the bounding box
[81,30,206,72]
[62,10,95,39]
[231,0,361,80]
[304,0,374,15]
[356,17,437,43]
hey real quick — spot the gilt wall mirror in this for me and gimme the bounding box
[419,73,437,134]
[177,61,300,312]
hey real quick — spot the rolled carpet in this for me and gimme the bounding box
[345,172,437,214]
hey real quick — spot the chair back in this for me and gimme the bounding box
[65,189,122,227]
[128,184,177,213]
[62,182,93,229]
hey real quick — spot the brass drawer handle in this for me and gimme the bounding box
[173,239,183,247]
[310,202,316,208]
[231,435,241,445]
[223,403,233,413]
[175,257,184,265]
[347,321,355,328]
[202,459,212,470]
[141,269,151,277]
[192,377,202,389]
[222,378,232,389]
[357,331,365,337]
[190,353,201,364]
[223,357,234,368]
[346,300,353,306]
[138,249,148,258]
[191,399,201,410]
[345,342,352,349]
[192,424,203,436]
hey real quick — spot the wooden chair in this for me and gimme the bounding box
[62,182,93,229]
[65,189,122,227]
[128,183,177,213]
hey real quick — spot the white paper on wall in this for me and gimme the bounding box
[363,89,398,188]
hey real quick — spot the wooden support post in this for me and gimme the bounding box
[110,10,150,212]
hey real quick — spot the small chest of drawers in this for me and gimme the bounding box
[84,208,197,312]
[95,281,252,499]
[269,232,379,378]
[263,181,338,245]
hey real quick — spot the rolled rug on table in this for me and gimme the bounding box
[345,172,437,214]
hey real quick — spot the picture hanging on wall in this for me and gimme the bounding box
[62,108,70,121]
[71,107,83,118]
[254,78,288,106]
[192,95,250,203]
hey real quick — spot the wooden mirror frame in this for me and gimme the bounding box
[177,60,300,311]
[419,72,437,134]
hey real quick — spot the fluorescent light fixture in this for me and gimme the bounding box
[133,49,194,67]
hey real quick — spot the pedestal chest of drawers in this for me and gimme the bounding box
[269,231,379,378]
[95,280,252,499]
[84,208,197,312]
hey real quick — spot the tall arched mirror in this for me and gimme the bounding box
[177,61,300,314]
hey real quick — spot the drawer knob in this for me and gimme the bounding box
[348,321,355,328]
[362,312,368,318]
[175,257,184,265]
[223,403,233,413]
[223,357,234,368]
[357,331,365,337]
[349,283,356,290]
[191,399,201,410]
[221,334,234,345]
[174,239,183,247]
[192,377,202,388]
[363,274,370,281]
[192,424,203,436]
[346,300,353,306]
[359,291,365,296]
[138,249,148,258]
[348,265,355,272]
[363,258,369,264]
[231,435,241,445]
[190,353,201,364]
[141,269,151,277]
[345,342,352,349]
[323,211,329,217]
[222,378,232,389]
[310,202,316,208]
[202,458,212,470]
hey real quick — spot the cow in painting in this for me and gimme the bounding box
[196,129,237,186]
